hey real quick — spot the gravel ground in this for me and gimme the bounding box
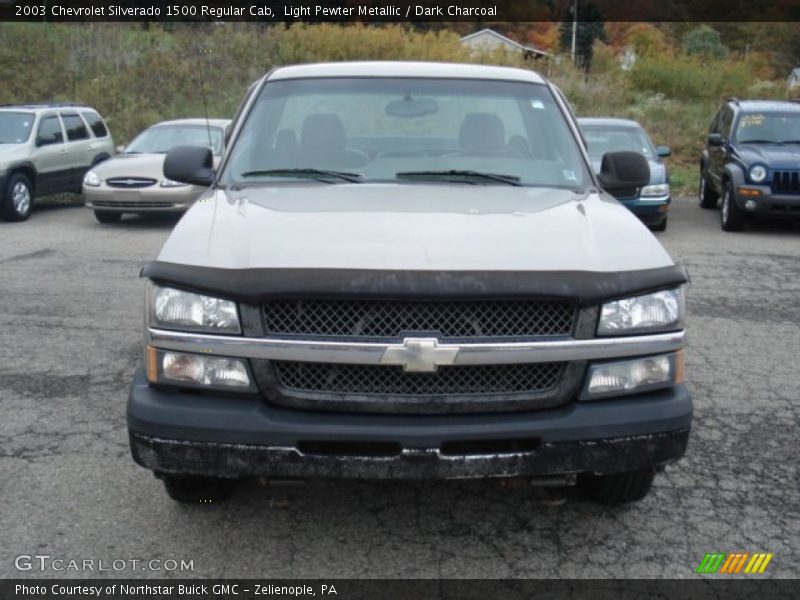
[0,197,798,579]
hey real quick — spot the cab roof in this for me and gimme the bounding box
[268,61,546,84]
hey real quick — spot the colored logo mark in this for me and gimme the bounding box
[696,552,773,574]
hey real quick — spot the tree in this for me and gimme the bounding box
[559,2,606,69]
[682,25,728,59]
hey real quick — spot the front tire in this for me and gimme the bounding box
[579,469,655,505]
[720,182,745,232]
[1,173,34,222]
[699,168,718,209]
[160,474,237,504]
[94,210,122,223]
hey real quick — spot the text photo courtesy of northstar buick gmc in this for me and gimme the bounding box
[128,62,691,505]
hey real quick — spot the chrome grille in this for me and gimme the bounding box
[262,298,576,340]
[772,171,800,195]
[106,177,157,188]
[273,361,566,397]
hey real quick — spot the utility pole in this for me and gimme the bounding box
[571,0,578,64]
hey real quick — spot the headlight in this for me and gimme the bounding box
[640,183,670,197]
[160,178,187,188]
[598,287,684,336]
[83,170,101,186]
[146,347,252,391]
[581,352,683,400]
[150,284,241,334]
[749,165,767,183]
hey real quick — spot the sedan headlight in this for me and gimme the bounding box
[150,284,240,334]
[640,183,670,197]
[160,178,187,188]
[749,165,767,183]
[598,287,684,336]
[83,170,101,186]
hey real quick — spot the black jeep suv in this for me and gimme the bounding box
[699,98,800,231]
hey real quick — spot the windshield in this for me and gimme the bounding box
[0,111,34,144]
[125,124,224,155]
[735,112,800,144]
[580,124,656,160]
[222,77,590,189]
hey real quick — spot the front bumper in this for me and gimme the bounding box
[83,185,203,212]
[619,195,671,224]
[734,185,800,217]
[128,368,692,480]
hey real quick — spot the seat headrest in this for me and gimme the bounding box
[301,113,346,152]
[459,113,506,151]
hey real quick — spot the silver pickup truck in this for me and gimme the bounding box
[128,62,691,505]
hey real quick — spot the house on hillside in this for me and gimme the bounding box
[460,28,551,62]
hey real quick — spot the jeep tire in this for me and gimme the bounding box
[720,181,745,232]
[1,172,34,222]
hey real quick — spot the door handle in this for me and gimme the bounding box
[59,149,68,155]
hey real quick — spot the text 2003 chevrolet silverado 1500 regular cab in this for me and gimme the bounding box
[128,62,691,505]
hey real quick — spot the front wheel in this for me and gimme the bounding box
[578,469,655,505]
[720,182,745,232]
[94,210,122,223]
[160,474,237,504]
[1,173,34,222]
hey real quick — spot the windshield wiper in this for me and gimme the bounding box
[739,139,780,145]
[239,168,363,183]
[780,140,800,144]
[396,170,522,186]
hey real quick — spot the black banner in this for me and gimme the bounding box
[3,0,800,22]
[2,579,799,600]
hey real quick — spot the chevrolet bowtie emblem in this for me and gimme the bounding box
[380,338,460,372]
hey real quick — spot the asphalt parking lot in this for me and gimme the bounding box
[1,197,798,579]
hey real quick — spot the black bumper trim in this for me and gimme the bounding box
[130,428,690,480]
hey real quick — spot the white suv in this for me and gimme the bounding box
[0,104,115,221]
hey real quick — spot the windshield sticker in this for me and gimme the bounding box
[563,170,577,182]
[739,114,765,128]
[530,99,545,109]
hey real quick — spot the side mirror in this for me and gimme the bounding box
[707,133,724,147]
[163,145,214,187]
[656,145,671,158]
[597,151,650,198]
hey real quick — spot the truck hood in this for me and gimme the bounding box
[156,183,675,273]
